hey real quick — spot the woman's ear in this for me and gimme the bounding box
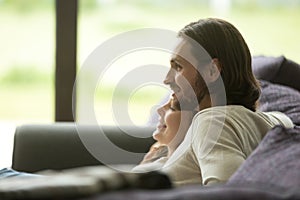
[207,58,221,83]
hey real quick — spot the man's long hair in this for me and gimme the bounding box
[179,18,260,111]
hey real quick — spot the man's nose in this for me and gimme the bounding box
[164,68,175,85]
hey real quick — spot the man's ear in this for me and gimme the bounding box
[207,58,221,83]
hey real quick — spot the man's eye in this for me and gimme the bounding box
[174,63,182,71]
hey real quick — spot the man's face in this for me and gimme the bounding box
[164,40,208,109]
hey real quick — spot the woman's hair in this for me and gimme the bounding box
[171,97,181,111]
[178,18,260,111]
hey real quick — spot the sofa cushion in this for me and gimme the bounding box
[252,55,300,92]
[227,125,300,190]
[258,80,300,125]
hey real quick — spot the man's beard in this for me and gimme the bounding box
[178,74,208,111]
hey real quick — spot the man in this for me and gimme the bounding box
[161,18,294,186]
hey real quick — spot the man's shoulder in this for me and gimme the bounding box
[190,105,256,140]
[194,105,249,121]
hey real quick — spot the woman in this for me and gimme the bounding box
[162,18,294,186]
[133,96,196,172]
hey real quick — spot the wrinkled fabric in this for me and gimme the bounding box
[228,126,300,189]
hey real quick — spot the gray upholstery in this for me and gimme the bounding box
[228,125,300,190]
[12,123,155,172]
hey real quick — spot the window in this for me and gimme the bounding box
[78,0,300,126]
[0,0,55,167]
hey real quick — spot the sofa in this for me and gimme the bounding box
[1,56,300,199]
[12,124,156,173]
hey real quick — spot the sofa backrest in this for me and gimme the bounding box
[12,123,155,173]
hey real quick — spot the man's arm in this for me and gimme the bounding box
[191,110,246,185]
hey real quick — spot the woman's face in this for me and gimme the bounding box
[153,98,192,145]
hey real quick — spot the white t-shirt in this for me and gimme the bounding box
[132,145,168,172]
[132,157,168,172]
[162,105,294,186]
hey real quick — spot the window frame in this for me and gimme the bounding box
[55,0,78,121]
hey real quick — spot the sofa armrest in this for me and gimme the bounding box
[12,123,155,173]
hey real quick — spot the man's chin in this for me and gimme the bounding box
[172,91,183,101]
[177,95,199,111]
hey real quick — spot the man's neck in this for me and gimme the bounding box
[198,94,213,111]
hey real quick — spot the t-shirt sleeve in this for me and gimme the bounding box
[264,111,294,128]
[191,110,246,185]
